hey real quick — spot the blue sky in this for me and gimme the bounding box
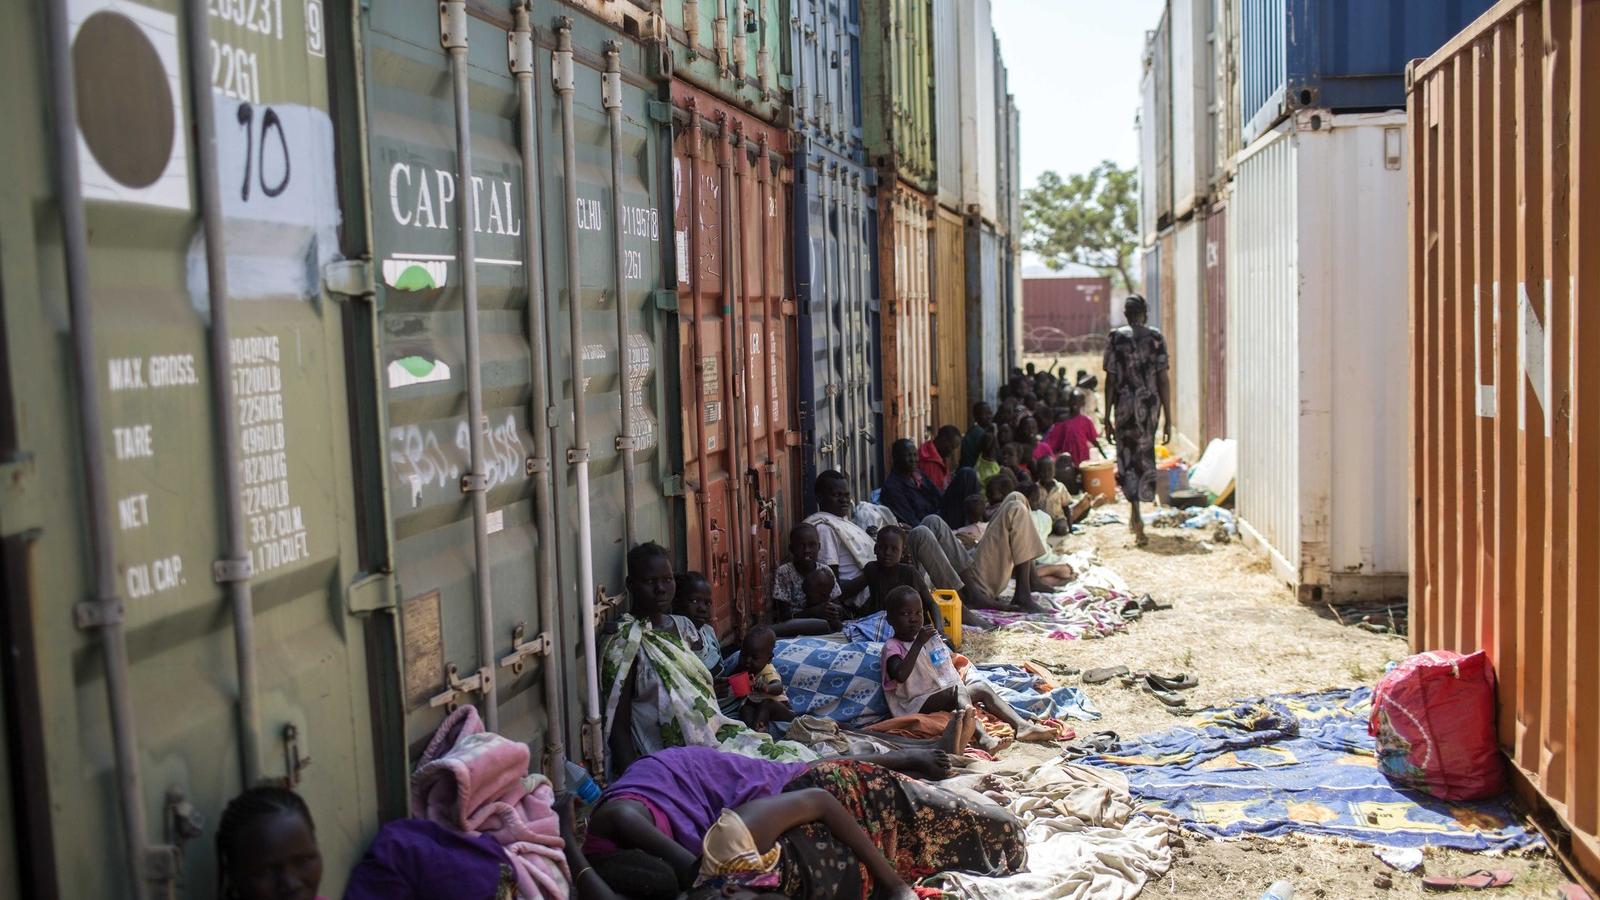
[991,0,1168,190]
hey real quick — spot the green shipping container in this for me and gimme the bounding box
[0,0,678,895]
[560,0,790,124]
[861,0,935,192]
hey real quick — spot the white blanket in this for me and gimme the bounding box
[931,762,1171,900]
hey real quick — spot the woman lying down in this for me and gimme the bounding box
[566,745,1026,900]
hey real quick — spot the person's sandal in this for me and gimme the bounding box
[1083,665,1130,684]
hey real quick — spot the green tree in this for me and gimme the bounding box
[1021,161,1139,293]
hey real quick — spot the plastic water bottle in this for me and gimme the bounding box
[564,759,601,805]
[1260,881,1293,900]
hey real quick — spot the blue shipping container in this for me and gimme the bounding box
[795,140,883,510]
[1240,0,1494,144]
[791,0,867,164]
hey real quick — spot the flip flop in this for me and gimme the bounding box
[1421,870,1516,891]
[1145,672,1199,691]
[1145,685,1190,708]
[1557,885,1594,900]
[1137,594,1173,612]
[1083,665,1130,684]
[1060,731,1121,758]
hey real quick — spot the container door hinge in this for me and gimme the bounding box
[498,622,551,675]
[594,584,627,624]
[346,572,395,614]
[323,258,375,301]
[647,99,673,124]
[438,0,467,49]
[73,595,123,630]
[780,298,797,316]
[652,289,680,312]
[784,430,802,447]
[213,556,254,584]
[661,473,685,496]
[281,723,312,787]
[428,663,491,710]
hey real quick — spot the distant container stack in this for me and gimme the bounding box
[931,0,969,430]
[1137,0,1492,600]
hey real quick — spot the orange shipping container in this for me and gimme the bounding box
[933,206,969,431]
[879,178,936,448]
[1408,0,1600,884]
[671,81,799,638]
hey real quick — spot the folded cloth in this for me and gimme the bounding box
[697,809,782,888]
[411,707,569,900]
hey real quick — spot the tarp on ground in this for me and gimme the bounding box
[1087,688,1542,852]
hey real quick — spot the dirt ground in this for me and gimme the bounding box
[961,516,1576,899]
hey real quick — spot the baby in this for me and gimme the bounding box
[737,626,793,731]
[880,587,1055,748]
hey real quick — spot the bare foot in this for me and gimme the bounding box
[936,708,972,754]
[1016,722,1059,743]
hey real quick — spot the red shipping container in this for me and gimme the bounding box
[1022,273,1113,351]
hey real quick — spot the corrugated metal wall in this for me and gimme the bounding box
[932,207,968,429]
[1409,0,1600,882]
[932,0,963,210]
[792,0,865,160]
[958,0,998,221]
[1230,111,1408,599]
[1172,0,1214,217]
[879,179,935,445]
[1229,128,1300,577]
[862,0,936,191]
[1203,204,1229,443]
[1173,219,1204,446]
[966,218,1004,403]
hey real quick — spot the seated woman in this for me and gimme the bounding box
[216,785,325,900]
[603,542,813,776]
[581,745,1011,898]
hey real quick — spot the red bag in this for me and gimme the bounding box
[1369,650,1505,800]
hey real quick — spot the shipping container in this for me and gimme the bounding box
[1408,0,1600,883]
[957,0,998,221]
[795,142,882,509]
[1172,218,1204,447]
[1171,0,1215,217]
[861,0,936,191]
[931,207,969,429]
[1239,0,1495,145]
[1203,203,1229,443]
[932,0,963,211]
[1213,0,1243,178]
[791,0,866,159]
[965,217,1004,404]
[1023,276,1114,350]
[1139,8,1175,239]
[1228,109,1408,602]
[879,178,935,447]
[1140,240,1163,330]
[1158,229,1177,352]
[670,80,799,638]
[994,42,1011,232]
[366,0,682,795]
[0,0,397,892]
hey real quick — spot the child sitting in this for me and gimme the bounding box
[953,492,988,549]
[974,432,1001,486]
[879,587,1056,747]
[839,527,943,633]
[771,523,842,624]
[737,626,793,731]
[1043,389,1106,467]
[673,571,725,676]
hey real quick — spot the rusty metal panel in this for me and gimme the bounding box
[879,178,934,447]
[1408,0,1600,883]
[366,1,679,761]
[1203,203,1228,443]
[671,79,797,638]
[931,207,967,430]
[862,0,935,192]
[795,141,882,509]
[1022,276,1113,351]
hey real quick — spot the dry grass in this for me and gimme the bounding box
[961,518,1575,898]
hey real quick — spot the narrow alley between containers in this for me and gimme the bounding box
[4,0,1600,899]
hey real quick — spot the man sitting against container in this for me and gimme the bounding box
[806,469,1046,615]
[880,438,981,529]
[916,425,963,490]
[959,402,994,468]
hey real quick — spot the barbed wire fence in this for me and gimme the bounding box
[1021,326,1107,375]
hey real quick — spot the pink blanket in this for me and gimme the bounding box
[412,707,570,900]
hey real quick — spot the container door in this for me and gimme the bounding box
[672,83,796,635]
[0,0,382,892]
[879,179,934,446]
[1203,204,1228,444]
[795,145,880,509]
[662,0,787,124]
[932,207,968,431]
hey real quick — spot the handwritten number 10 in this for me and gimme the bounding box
[235,102,291,202]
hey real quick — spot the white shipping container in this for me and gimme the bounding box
[958,0,998,221]
[1171,0,1214,217]
[1008,99,1021,236]
[1212,0,1241,181]
[1227,110,1409,602]
[933,0,962,210]
[1172,217,1204,449]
